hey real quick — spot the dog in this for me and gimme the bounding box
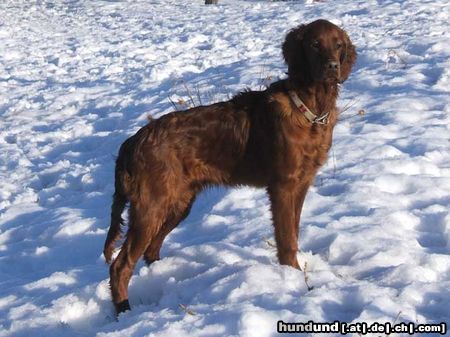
[104,19,356,314]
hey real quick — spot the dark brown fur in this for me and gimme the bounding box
[104,19,356,314]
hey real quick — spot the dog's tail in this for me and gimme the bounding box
[103,141,134,264]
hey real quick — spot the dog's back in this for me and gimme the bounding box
[117,87,275,192]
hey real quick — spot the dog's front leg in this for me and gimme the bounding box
[268,181,310,269]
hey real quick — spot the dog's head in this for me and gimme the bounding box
[283,19,357,84]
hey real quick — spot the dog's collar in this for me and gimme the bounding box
[287,90,330,125]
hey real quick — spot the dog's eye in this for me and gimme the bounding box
[336,42,343,49]
[312,40,320,49]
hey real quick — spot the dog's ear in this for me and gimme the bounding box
[339,31,357,83]
[282,24,308,81]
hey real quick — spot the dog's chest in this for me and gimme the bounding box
[279,120,334,174]
[267,90,337,175]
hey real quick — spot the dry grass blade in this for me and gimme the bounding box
[182,79,197,107]
[168,95,178,111]
[338,98,367,122]
[264,237,277,248]
[303,262,314,291]
[386,311,403,337]
[179,303,197,316]
[195,84,203,106]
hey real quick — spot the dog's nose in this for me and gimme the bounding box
[327,61,339,70]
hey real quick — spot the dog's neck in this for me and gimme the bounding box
[287,79,339,118]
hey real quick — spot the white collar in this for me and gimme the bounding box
[287,89,330,125]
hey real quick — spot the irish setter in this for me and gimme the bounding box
[104,19,356,314]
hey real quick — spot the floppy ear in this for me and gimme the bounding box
[339,31,357,83]
[282,24,308,82]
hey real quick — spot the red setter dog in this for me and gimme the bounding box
[104,19,356,314]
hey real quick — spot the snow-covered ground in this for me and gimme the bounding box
[1,0,449,336]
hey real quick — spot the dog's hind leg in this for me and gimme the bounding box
[143,194,196,265]
[103,191,127,264]
[104,155,133,264]
[109,201,165,315]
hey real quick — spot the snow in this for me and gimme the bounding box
[0,0,449,336]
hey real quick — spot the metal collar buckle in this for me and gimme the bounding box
[313,111,330,125]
